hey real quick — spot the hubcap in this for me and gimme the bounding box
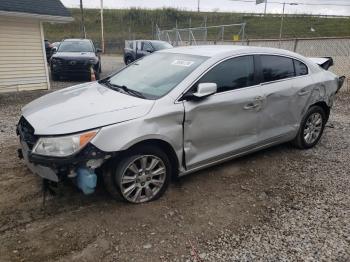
[120,155,166,203]
[303,112,323,144]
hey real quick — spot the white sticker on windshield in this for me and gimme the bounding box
[171,60,195,67]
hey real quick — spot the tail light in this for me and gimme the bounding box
[337,76,346,93]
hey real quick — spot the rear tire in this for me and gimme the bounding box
[292,105,326,149]
[103,145,171,204]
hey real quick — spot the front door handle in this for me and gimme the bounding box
[244,103,259,110]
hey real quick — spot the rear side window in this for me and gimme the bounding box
[142,42,152,51]
[294,60,308,76]
[261,55,295,82]
[199,56,255,93]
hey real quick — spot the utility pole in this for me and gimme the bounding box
[80,0,86,38]
[100,0,105,53]
[264,0,268,15]
[279,2,298,43]
[197,0,200,12]
[279,2,286,41]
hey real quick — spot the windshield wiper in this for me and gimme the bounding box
[117,85,147,99]
[99,79,146,99]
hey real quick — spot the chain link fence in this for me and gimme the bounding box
[180,37,350,93]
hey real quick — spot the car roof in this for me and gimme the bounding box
[134,40,169,44]
[62,39,92,42]
[160,45,301,59]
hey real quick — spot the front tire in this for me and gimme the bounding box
[94,70,100,80]
[292,105,326,149]
[125,56,133,65]
[50,69,59,81]
[103,145,171,204]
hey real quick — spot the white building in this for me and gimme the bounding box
[0,0,72,93]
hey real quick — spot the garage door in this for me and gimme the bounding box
[0,16,49,93]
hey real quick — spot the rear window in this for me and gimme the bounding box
[261,55,295,82]
[294,60,308,76]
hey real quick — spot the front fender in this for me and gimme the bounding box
[90,99,184,168]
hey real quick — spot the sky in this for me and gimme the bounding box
[61,0,350,16]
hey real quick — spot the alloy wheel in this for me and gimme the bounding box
[303,112,323,145]
[119,155,166,203]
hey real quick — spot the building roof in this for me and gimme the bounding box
[0,0,73,22]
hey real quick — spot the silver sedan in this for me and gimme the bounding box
[18,45,344,204]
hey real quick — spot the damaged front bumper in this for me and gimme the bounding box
[17,117,112,194]
[19,139,60,182]
[18,140,111,194]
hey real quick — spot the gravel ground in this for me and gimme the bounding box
[0,56,349,261]
[198,95,350,261]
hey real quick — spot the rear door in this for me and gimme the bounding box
[257,55,313,143]
[182,55,263,169]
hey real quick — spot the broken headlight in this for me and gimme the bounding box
[32,130,99,157]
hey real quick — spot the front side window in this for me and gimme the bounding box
[58,41,94,52]
[106,53,208,99]
[261,55,295,82]
[142,42,152,51]
[198,56,255,93]
[152,42,173,50]
[294,60,308,76]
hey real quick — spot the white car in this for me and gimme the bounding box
[17,45,345,204]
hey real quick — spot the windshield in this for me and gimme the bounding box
[105,53,208,99]
[58,41,93,52]
[152,42,173,50]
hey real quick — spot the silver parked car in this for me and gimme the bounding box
[17,46,344,204]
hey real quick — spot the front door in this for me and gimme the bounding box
[182,55,263,169]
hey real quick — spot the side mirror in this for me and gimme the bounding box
[96,48,102,53]
[181,83,217,101]
[145,48,154,53]
[193,83,217,98]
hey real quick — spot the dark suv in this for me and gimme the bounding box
[123,40,173,65]
[50,39,102,81]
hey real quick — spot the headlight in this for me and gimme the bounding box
[89,58,98,64]
[51,58,61,64]
[32,130,99,157]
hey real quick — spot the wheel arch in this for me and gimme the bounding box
[127,139,180,178]
[124,53,133,64]
[309,101,330,121]
[104,138,181,179]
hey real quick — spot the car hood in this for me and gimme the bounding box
[53,52,96,59]
[22,82,155,135]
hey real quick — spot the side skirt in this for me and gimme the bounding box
[178,133,294,177]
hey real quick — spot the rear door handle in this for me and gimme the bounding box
[298,90,310,96]
[244,103,259,110]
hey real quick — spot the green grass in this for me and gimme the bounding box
[44,8,350,53]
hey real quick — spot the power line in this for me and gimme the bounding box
[229,0,350,6]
